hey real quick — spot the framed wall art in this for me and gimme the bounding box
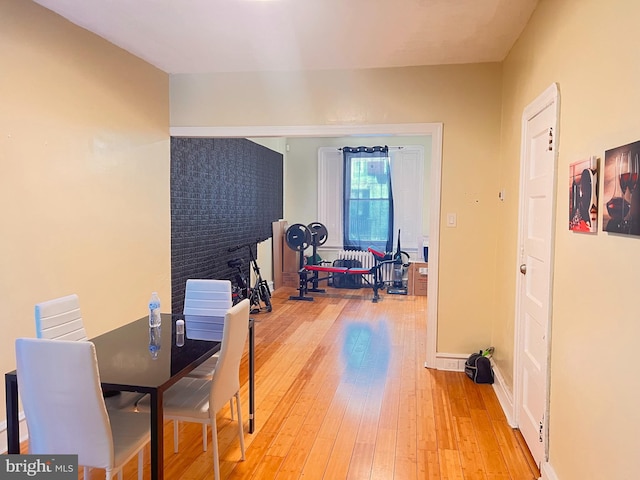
[603,141,640,236]
[569,156,598,233]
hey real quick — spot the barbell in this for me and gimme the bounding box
[285,222,328,251]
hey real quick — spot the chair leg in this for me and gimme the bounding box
[202,423,208,451]
[235,392,245,460]
[118,469,123,480]
[211,416,220,480]
[174,419,179,453]
[229,397,234,421]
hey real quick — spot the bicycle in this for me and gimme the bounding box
[228,242,272,314]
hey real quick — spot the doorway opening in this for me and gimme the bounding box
[170,122,443,367]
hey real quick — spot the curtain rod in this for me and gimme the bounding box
[336,146,404,151]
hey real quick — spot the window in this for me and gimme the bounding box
[318,145,425,254]
[343,146,393,251]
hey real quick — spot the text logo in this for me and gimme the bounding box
[1,455,77,479]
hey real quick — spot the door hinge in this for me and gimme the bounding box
[548,128,553,151]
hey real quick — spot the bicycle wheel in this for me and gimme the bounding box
[248,288,261,314]
[259,282,272,312]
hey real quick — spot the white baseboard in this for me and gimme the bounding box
[490,360,516,427]
[434,352,468,371]
[0,415,28,454]
[540,461,559,480]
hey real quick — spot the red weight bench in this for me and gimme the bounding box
[289,247,392,303]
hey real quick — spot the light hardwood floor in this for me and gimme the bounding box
[42,286,538,479]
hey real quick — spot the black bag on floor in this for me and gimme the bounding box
[332,259,362,289]
[464,351,494,384]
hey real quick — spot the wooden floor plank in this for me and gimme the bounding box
[432,370,458,451]
[454,416,488,480]
[470,408,512,479]
[492,422,539,480]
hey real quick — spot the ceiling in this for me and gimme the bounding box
[33,0,539,75]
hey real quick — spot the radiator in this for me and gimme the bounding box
[335,250,394,283]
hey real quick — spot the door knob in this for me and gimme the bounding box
[520,264,527,274]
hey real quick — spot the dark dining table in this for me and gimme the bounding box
[5,313,255,480]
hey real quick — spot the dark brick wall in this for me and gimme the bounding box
[170,137,283,313]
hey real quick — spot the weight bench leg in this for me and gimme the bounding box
[290,270,315,301]
[289,295,314,301]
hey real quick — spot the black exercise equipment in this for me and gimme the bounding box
[285,223,312,252]
[227,258,249,303]
[307,222,328,246]
[284,222,399,303]
[387,230,411,295]
[228,242,272,313]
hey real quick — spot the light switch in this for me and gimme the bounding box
[446,213,457,227]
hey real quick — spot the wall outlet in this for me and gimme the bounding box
[443,359,459,370]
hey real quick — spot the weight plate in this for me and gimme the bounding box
[307,222,328,246]
[285,223,311,251]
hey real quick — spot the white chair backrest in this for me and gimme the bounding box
[15,338,114,468]
[183,279,232,317]
[35,294,87,341]
[210,299,250,413]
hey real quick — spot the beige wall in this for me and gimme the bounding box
[171,64,504,355]
[498,0,640,477]
[0,0,169,423]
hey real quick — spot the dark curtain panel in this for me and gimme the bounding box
[342,146,394,252]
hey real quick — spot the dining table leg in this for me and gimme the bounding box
[5,372,19,453]
[150,390,164,480]
[249,320,255,434]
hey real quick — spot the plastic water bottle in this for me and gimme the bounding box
[148,326,161,360]
[149,292,161,328]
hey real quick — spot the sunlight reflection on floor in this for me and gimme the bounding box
[341,320,390,386]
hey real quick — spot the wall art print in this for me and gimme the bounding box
[603,141,640,236]
[569,156,598,233]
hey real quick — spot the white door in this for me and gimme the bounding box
[515,84,559,468]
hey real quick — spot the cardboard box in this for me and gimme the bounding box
[408,262,428,296]
[273,220,301,289]
[272,220,286,290]
[282,272,300,288]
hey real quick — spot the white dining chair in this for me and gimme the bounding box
[35,293,87,341]
[138,299,250,480]
[15,338,150,480]
[183,279,235,420]
[183,279,232,376]
[183,279,233,317]
[34,294,144,417]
